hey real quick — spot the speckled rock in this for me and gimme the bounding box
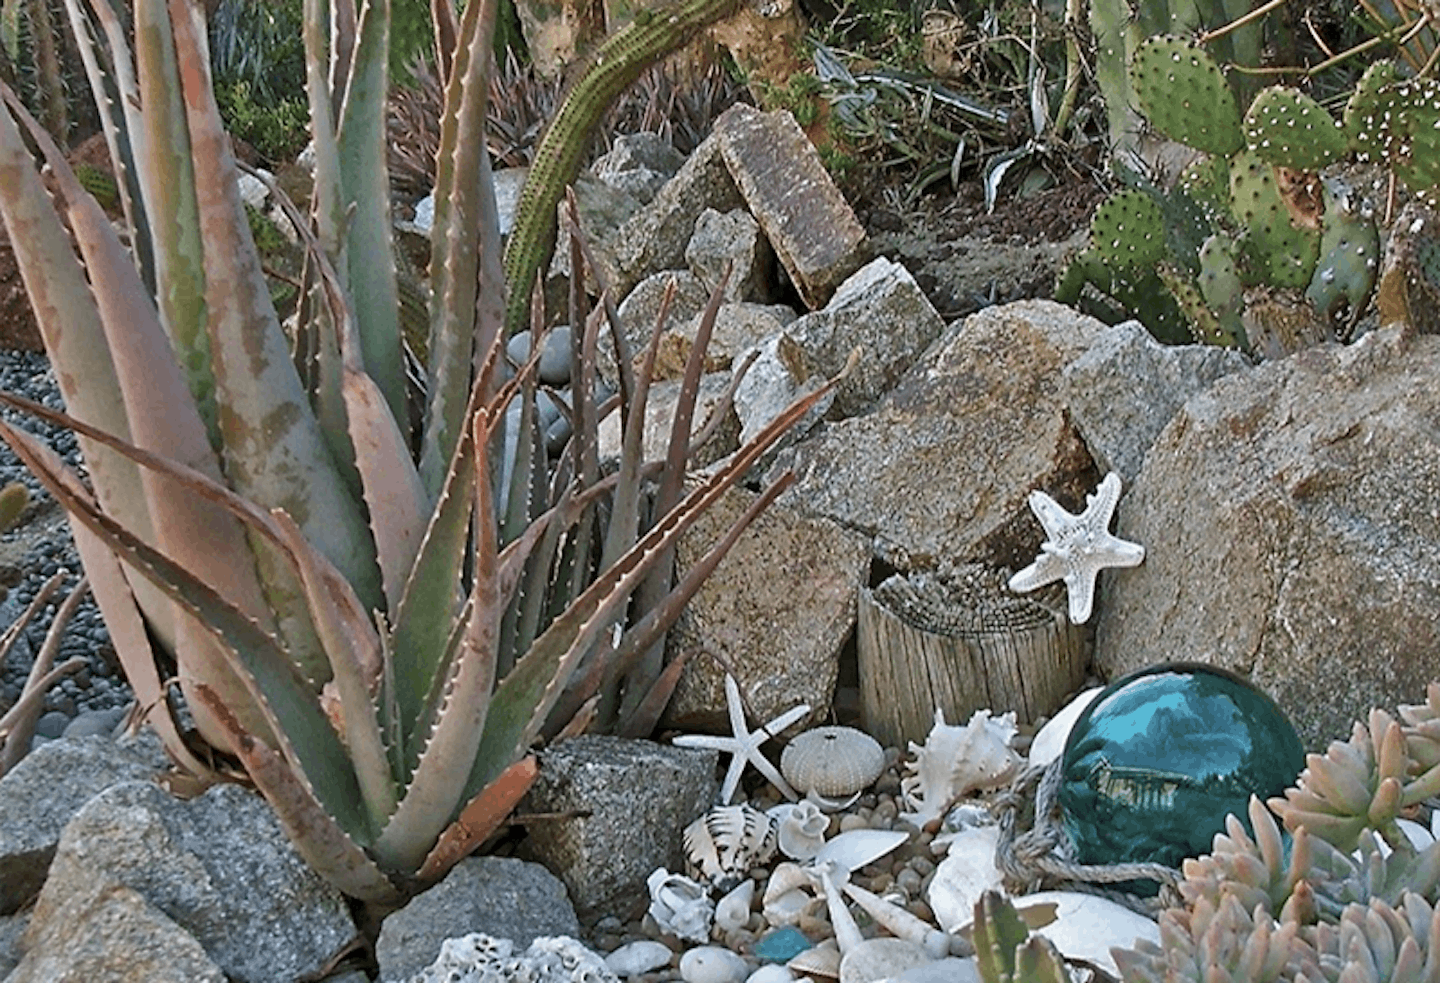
[774,299,1110,570]
[1097,326,1440,749]
[7,883,226,982]
[662,488,869,735]
[377,856,581,983]
[686,208,774,303]
[20,780,354,983]
[519,736,717,918]
[0,732,168,914]
[1060,319,1251,482]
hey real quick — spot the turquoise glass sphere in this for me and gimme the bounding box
[1059,663,1304,878]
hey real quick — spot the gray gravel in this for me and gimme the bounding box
[0,350,131,735]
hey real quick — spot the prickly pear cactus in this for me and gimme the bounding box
[1228,148,1321,289]
[1345,61,1440,197]
[1306,186,1380,328]
[1244,87,1348,172]
[1130,35,1245,157]
[1087,189,1169,271]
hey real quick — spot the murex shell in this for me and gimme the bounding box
[684,804,777,891]
[899,708,1021,827]
[780,726,886,798]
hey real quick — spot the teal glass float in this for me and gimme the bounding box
[1059,663,1304,883]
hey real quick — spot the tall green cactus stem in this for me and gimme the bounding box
[1089,0,1144,159]
[1244,87,1348,172]
[501,0,743,336]
[1306,187,1379,326]
[1129,35,1244,157]
[1228,148,1321,289]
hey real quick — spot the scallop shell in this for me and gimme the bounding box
[781,726,886,800]
[787,939,841,980]
[684,804,777,891]
[899,708,1020,828]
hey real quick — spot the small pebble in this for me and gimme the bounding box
[34,709,69,739]
[606,940,674,978]
[679,946,749,983]
[895,868,923,896]
[839,814,869,833]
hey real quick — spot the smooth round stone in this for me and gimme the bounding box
[1059,662,1304,879]
[680,946,750,983]
[605,939,673,977]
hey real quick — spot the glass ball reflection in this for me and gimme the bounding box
[1059,663,1304,879]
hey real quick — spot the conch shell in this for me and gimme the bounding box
[899,708,1020,827]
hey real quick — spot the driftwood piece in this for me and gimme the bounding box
[857,565,1090,749]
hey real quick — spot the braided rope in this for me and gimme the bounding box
[991,757,1182,917]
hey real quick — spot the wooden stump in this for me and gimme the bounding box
[857,565,1090,749]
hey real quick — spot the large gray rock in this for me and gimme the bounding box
[595,372,740,469]
[377,856,581,983]
[518,736,716,918]
[0,732,167,913]
[1096,327,1440,749]
[19,780,355,983]
[777,300,1110,571]
[1061,320,1251,482]
[593,132,687,204]
[661,487,870,735]
[685,207,774,303]
[8,883,226,983]
[782,256,947,419]
[715,104,868,310]
[0,911,26,977]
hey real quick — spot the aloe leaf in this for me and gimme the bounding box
[466,373,842,800]
[192,686,402,903]
[372,409,501,873]
[0,86,174,651]
[267,511,396,830]
[7,95,289,749]
[336,0,406,430]
[132,0,216,444]
[165,0,384,623]
[415,755,536,884]
[418,0,502,498]
[0,417,373,838]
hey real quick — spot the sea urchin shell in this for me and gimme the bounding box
[780,726,886,801]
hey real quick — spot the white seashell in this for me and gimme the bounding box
[1027,687,1104,767]
[685,804,778,891]
[953,890,1159,978]
[820,867,864,955]
[715,878,757,933]
[787,939,841,980]
[925,826,1003,933]
[768,800,829,860]
[811,829,909,874]
[899,709,1021,828]
[842,882,953,959]
[781,726,887,801]
[746,964,797,983]
[647,868,715,943]
[680,945,750,983]
[886,957,981,983]
[604,939,674,977]
[763,886,815,927]
[838,937,932,983]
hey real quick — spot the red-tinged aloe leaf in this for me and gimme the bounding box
[415,756,536,885]
[267,511,396,830]
[131,0,216,444]
[617,649,694,740]
[166,0,385,621]
[418,0,503,498]
[0,418,374,843]
[192,685,404,903]
[335,0,406,430]
[467,369,845,801]
[372,410,501,872]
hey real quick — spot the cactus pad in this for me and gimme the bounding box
[1130,35,1244,156]
[1306,188,1379,326]
[1087,189,1168,271]
[1244,87,1347,171]
[1345,63,1440,195]
[1228,148,1321,288]
[1179,155,1231,225]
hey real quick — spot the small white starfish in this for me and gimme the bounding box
[673,673,810,804]
[1008,471,1145,624]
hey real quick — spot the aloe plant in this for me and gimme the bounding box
[0,0,812,902]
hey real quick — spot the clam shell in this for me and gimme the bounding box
[685,804,777,891]
[781,726,886,798]
[788,939,841,980]
[838,937,931,983]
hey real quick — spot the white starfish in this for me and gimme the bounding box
[1008,471,1145,624]
[673,673,810,804]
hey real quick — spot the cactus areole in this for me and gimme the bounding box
[1059,663,1304,890]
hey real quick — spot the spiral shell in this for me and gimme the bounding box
[779,726,886,800]
[683,804,776,892]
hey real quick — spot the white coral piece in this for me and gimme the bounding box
[898,708,1021,827]
[411,933,618,983]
